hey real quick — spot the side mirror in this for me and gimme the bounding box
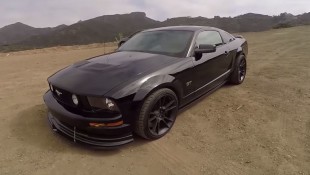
[194,44,216,61]
[118,37,129,47]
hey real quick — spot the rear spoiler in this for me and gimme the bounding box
[233,34,244,39]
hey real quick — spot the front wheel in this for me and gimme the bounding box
[229,55,247,85]
[135,88,179,140]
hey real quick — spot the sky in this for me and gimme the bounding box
[0,0,309,28]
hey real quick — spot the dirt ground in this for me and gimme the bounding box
[0,26,309,175]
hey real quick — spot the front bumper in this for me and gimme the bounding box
[43,91,134,148]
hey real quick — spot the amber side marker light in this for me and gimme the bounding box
[89,120,124,128]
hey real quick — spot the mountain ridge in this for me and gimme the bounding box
[0,11,309,52]
[0,22,67,46]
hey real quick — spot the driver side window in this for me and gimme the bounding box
[196,31,223,47]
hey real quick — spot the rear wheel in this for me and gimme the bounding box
[229,55,247,84]
[135,88,178,140]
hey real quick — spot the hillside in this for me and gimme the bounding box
[0,12,309,52]
[0,22,66,45]
[162,12,310,32]
[17,12,159,48]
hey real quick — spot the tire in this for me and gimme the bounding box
[229,54,247,85]
[135,88,179,140]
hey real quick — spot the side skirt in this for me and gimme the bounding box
[178,80,227,113]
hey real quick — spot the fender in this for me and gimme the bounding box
[235,46,244,61]
[231,46,245,67]
[133,74,183,102]
[237,46,243,53]
[237,40,248,57]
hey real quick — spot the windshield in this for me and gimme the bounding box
[118,30,194,57]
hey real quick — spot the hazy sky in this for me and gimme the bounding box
[0,0,309,28]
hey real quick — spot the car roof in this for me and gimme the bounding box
[143,26,220,32]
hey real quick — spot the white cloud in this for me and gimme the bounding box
[143,0,310,19]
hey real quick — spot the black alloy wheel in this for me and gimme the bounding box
[148,94,177,136]
[135,88,179,140]
[239,58,246,82]
[229,54,247,84]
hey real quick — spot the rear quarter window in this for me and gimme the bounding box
[196,31,223,46]
[220,31,235,43]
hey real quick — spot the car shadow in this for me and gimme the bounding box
[10,104,148,155]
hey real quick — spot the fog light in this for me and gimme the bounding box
[72,94,79,105]
[89,120,124,128]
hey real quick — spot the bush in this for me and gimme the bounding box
[273,22,294,29]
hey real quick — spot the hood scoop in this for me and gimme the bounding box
[49,51,178,96]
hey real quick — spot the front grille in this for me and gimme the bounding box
[51,85,92,110]
[52,86,75,107]
[50,85,119,118]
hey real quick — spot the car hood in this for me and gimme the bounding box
[48,51,179,96]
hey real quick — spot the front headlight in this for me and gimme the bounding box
[87,97,119,112]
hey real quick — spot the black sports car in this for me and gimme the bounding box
[44,26,248,147]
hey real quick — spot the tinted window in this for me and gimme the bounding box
[118,30,194,57]
[220,31,235,43]
[196,31,223,46]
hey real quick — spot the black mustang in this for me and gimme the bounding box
[44,26,248,147]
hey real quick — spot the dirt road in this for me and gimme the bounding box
[0,26,309,175]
